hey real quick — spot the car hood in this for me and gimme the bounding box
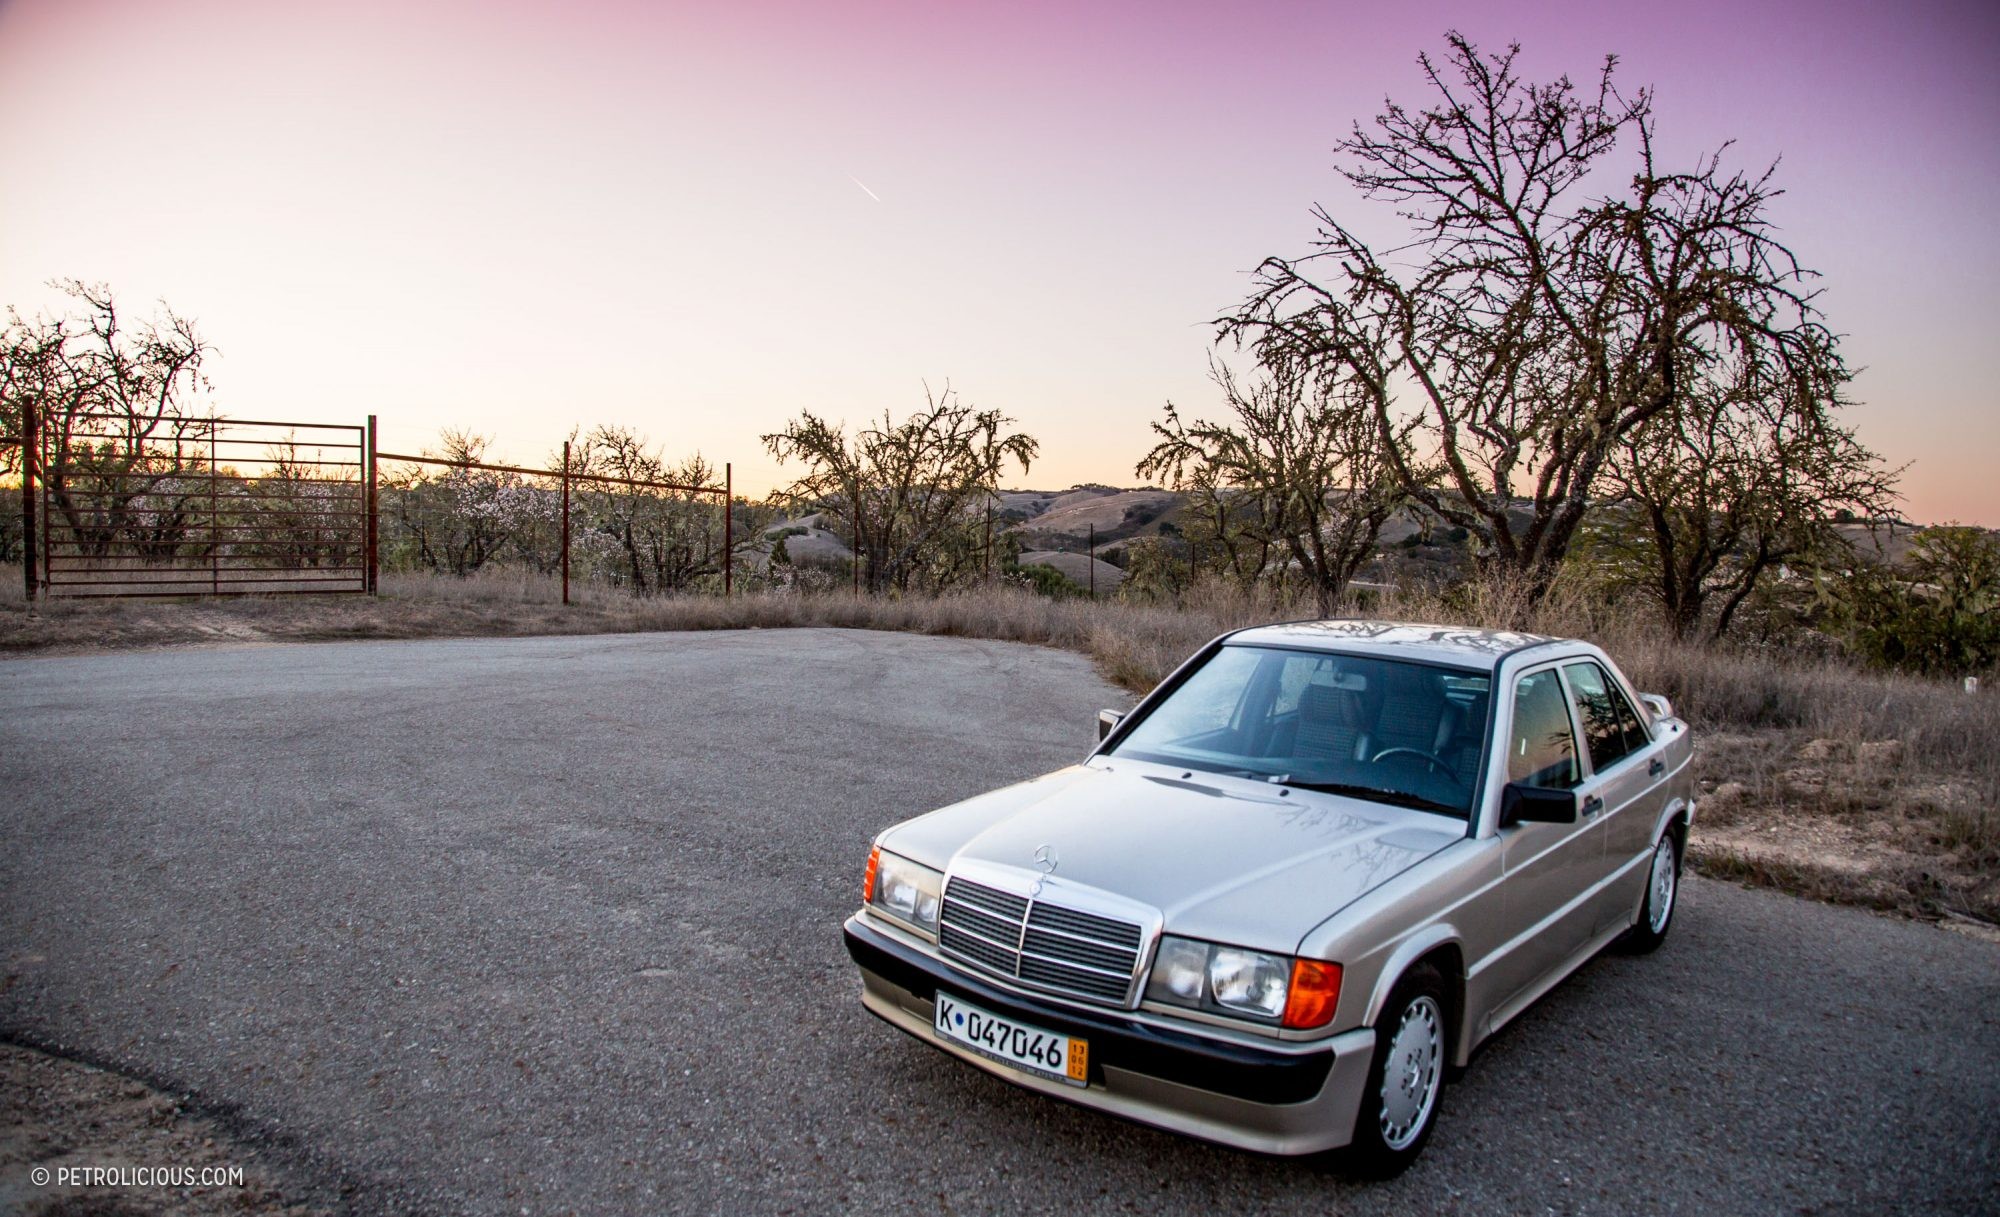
[881,761,1463,951]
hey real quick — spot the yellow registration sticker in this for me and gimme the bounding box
[1066,1038,1089,1082]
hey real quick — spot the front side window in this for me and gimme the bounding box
[1107,645,1492,819]
[1562,661,1648,773]
[1508,669,1580,789]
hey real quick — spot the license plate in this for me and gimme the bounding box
[934,992,1089,1087]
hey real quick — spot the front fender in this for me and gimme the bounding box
[1362,922,1463,1029]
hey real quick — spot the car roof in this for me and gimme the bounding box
[1224,619,1568,671]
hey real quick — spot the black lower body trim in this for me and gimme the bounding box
[844,918,1333,1105]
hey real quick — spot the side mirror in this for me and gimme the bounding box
[1097,709,1125,742]
[1500,781,1579,827]
[1638,693,1673,723]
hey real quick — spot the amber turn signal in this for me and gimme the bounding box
[863,845,881,905]
[1281,959,1342,1029]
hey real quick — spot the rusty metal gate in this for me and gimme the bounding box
[22,410,377,599]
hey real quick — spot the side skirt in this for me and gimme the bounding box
[1475,917,1636,1049]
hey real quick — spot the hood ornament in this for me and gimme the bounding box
[1030,844,1058,897]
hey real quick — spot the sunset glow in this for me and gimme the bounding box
[3,0,1995,521]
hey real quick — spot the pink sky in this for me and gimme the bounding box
[3,0,1996,523]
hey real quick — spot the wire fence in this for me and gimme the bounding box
[11,412,735,603]
[373,443,732,603]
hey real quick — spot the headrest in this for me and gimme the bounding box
[1301,682,1362,725]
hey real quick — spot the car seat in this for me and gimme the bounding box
[1368,666,1445,759]
[1296,684,1365,764]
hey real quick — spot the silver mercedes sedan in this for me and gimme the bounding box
[843,621,1695,1176]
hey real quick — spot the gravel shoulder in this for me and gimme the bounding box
[1,1041,337,1216]
[3,630,1996,1215]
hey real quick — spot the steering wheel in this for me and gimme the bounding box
[1369,746,1455,777]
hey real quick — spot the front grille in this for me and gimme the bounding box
[1029,902,1142,947]
[1018,955,1130,1001]
[938,875,1144,1005]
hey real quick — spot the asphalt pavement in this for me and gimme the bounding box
[2,629,1996,1215]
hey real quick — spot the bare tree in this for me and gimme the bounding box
[1590,359,1897,638]
[382,431,540,575]
[1,281,212,556]
[763,385,1037,594]
[574,425,725,594]
[1138,358,1405,615]
[238,438,365,570]
[0,316,63,478]
[1221,33,1850,594]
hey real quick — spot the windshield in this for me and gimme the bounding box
[1107,644,1493,818]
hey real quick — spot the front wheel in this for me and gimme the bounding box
[1620,829,1681,954]
[1341,963,1448,1179]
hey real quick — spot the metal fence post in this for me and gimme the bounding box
[365,415,378,595]
[1088,522,1095,599]
[561,440,571,607]
[39,412,52,597]
[209,430,219,595]
[723,462,732,598]
[20,400,35,603]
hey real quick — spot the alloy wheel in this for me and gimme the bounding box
[1378,994,1442,1151]
[1648,837,1678,934]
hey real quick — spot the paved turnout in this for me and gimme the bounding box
[2,629,1996,1216]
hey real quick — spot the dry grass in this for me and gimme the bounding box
[4,564,1994,923]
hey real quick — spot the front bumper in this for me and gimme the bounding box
[843,914,1375,1156]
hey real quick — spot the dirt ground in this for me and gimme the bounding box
[0,1042,334,1216]
[1688,731,2000,929]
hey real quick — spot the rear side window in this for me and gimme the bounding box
[1563,661,1648,772]
[1508,670,1580,789]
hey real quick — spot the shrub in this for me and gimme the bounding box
[1011,562,1088,600]
[1831,526,2000,677]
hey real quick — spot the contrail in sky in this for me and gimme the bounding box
[848,174,882,203]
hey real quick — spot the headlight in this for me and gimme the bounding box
[1151,937,1209,1002]
[1209,947,1290,1018]
[1144,935,1342,1029]
[868,849,943,935]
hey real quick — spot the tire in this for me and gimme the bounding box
[1620,826,1682,954]
[1341,962,1448,1180]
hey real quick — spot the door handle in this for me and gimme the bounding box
[1581,794,1604,817]
[1648,758,1666,777]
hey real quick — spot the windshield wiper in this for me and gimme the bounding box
[1272,779,1462,817]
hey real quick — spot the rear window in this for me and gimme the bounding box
[1562,661,1648,773]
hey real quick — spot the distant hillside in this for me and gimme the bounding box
[1016,550,1126,591]
[763,491,1950,588]
[1001,485,1184,550]
[759,512,853,569]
